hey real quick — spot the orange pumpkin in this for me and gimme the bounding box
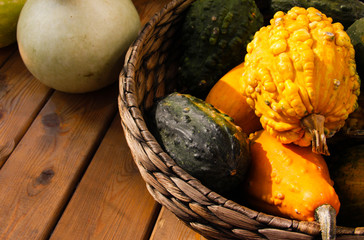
[206,63,262,134]
[244,130,340,239]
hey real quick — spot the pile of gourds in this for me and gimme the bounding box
[205,6,362,239]
[151,1,363,240]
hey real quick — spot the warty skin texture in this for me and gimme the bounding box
[241,7,360,155]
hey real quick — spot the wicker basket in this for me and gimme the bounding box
[118,0,364,239]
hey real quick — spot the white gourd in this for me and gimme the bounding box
[17,0,141,93]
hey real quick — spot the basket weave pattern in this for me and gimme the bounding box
[118,0,364,239]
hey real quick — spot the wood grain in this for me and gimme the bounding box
[50,115,160,240]
[133,0,172,25]
[150,207,207,240]
[0,1,193,239]
[0,86,117,239]
[0,52,52,167]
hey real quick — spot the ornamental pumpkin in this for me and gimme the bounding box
[206,63,262,134]
[241,7,361,155]
[327,143,364,227]
[341,93,364,137]
[244,130,340,239]
[178,0,263,98]
[151,92,251,195]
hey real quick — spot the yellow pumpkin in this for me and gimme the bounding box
[241,7,360,155]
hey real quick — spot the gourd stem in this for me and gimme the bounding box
[315,204,337,240]
[301,114,330,155]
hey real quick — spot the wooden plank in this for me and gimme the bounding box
[0,52,52,167]
[133,0,172,25]
[0,0,171,167]
[150,207,208,240]
[0,44,17,66]
[49,1,179,239]
[0,85,117,240]
[50,115,160,240]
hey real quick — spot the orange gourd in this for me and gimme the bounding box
[241,7,361,155]
[244,130,340,239]
[206,63,262,134]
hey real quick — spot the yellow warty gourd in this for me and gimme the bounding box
[241,7,360,155]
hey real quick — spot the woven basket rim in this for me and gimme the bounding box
[118,0,364,238]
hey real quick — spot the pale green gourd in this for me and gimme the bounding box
[17,0,141,93]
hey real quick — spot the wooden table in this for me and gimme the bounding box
[0,1,207,239]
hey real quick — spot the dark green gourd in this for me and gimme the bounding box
[178,0,264,98]
[347,18,364,84]
[151,93,251,195]
[326,144,364,227]
[271,0,364,29]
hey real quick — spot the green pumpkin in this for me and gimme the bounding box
[271,0,364,29]
[178,0,264,98]
[151,92,251,195]
[347,17,364,85]
[327,143,364,227]
[340,94,364,137]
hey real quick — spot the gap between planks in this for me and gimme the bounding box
[151,207,208,240]
[49,115,160,240]
[0,51,53,168]
[0,84,118,239]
